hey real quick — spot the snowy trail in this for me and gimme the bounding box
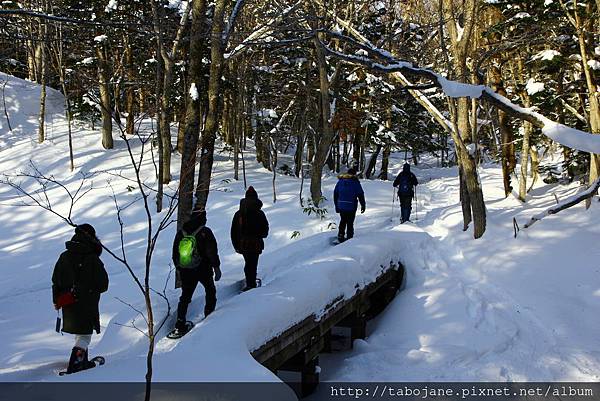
[2,74,599,385]
[316,165,600,385]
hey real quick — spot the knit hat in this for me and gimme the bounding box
[403,163,410,172]
[347,167,357,175]
[75,223,96,238]
[245,186,258,200]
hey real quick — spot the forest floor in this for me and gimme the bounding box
[1,72,599,386]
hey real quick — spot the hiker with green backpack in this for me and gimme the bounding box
[171,208,221,337]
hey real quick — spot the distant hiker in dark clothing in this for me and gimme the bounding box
[52,223,109,374]
[393,163,419,223]
[231,186,269,291]
[172,208,221,335]
[333,167,366,242]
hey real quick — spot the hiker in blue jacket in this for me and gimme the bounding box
[333,167,366,243]
[393,163,418,223]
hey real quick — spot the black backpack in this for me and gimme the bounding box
[398,173,411,195]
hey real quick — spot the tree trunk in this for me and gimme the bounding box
[194,0,227,211]
[459,164,472,230]
[159,58,174,184]
[155,45,165,212]
[518,120,532,202]
[177,0,207,228]
[37,42,46,143]
[125,37,135,136]
[294,133,304,177]
[378,143,391,180]
[352,130,361,168]
[310,35,335,205]
[572,0,600,207]
[96,45,113,149]
[442,0,486,238]
[365,144,382,179]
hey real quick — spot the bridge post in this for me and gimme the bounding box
[350,313,367,343]
[300,356,319,397]
[323,329,332,353]
[338,312,367,347]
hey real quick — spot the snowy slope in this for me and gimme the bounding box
[0,73,410,383]
[316,166,600,385]
[1,73,599,389]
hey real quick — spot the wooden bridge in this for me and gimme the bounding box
[251,260,405,397]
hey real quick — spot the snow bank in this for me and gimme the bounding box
[315,166,600,386]
[0,72,64,145]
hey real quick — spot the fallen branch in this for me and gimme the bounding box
[523,178,600,229]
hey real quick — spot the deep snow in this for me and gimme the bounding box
[1,73,599,390]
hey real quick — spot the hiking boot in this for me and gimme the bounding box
[204,306,215,318]
[175,318,187,332]
[173,319,192,336]
[337,234,345,243]
[66,347,87,374]
[82,348,96,369]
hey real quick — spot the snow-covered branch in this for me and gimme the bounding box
[523,178,600,229]
[225,2,302,59]
[0,9,150,33]
[319,39,600,154]
[270,99,296,134]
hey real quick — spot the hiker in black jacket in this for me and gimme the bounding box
[52,224,108,374]
[230,186,269,291]
[172,208,221,336]
[393,163,419,223]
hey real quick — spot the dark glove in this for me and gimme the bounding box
[361,206,366,214]
[213,266,222,282]
[335,208,340,214]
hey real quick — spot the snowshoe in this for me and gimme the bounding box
[329,236,345,246]
[241,278,262,292]
[58,351,106,376]
[166,321,195,339]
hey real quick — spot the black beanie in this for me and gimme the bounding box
[245,186,258,199]
[347,167,357,175]
[75,223,96,238]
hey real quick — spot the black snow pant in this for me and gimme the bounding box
[399,194,413,223]
[243,253,260,288]
[338,210,357,239]
[177,268,217,321]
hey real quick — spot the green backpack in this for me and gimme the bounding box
[178,226,203,268]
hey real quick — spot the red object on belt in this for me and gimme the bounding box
[55,291,77,309]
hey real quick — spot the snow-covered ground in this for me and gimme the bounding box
[317,166,600,385]
[1,73,599,389]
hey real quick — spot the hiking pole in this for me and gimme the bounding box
[391,187,396,222]
[414,186,418,221]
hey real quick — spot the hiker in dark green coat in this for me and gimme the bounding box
[52,224,108,373]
